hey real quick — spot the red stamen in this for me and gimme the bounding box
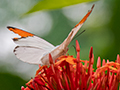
[97,57,101,68]
[76,40,80,52]
[88,47,93,76]
[21,86,25,90]
[49,54,54,64]
[117,54,120,64]
[89,47,93,59]
[102,59,106,66]
[109,73,115,88]
[91,54,94,64]
[62,72,70,90]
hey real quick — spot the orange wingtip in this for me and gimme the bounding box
[75,4,95,27]
[7,26,34,37]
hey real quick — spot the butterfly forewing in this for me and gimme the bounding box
[13,36,55,50]
[41,5,94,65]
[8,26,55,64]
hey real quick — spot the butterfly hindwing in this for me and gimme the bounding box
[14,46,50,64]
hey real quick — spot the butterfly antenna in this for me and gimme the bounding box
[69,45,77,56]
[73,30,86,40]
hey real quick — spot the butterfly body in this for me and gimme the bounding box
[7,5,94,65]
[41,45,68,65]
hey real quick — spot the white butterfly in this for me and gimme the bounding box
[7,5,94,65]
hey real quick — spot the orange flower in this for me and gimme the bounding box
[21,40,120,90]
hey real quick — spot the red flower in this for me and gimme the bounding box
[22,40,120,90]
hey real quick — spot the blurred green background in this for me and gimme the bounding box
[0,0,120,89]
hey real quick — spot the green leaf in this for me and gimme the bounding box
[26,0,97,14]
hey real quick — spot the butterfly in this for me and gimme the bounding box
[7,5,94,65]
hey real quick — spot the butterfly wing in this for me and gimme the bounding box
[41,4,95,65]
[61,4,95,49]
[7,26,55,64]
[14,46,51,64]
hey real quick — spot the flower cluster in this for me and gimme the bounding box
[21,40,120,90]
